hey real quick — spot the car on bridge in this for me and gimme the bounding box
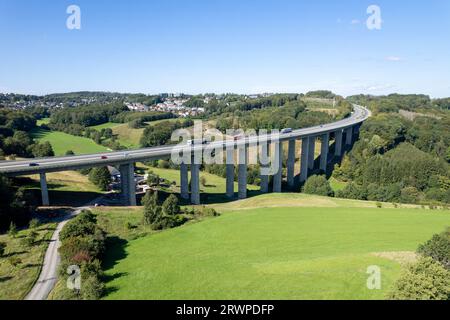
[281,128,292,134]
[29,163,39,167]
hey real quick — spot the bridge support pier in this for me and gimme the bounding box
[320,133,329,172]
[238,144,247,199]
[190,162,200,205]
[345,127,353,146]
[335,129,343,157]
[226,147,235,198]
[259,142,269,193]
[120,163,136,206]
[308,136,315,170]
[39,172,49,206]
[300,137,309,184]
[287,140,296,188]
[273,141,283,192]
[180,162,189,200]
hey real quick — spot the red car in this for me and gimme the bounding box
[101,156,108,160]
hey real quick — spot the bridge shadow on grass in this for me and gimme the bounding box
[48,190,103,207]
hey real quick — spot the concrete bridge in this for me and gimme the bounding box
[0,105,370,206]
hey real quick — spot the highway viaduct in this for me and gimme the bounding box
[0,105,370,206]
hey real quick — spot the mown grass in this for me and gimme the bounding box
[0,223,57,300]
[31,128,109,156]
[98,197,449,300]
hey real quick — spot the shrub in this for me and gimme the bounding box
[80,275,105,300]
[200,176,207,187]
[88,167,112,191]
[388,257,450,300]
[157,159,170,169]
[8,256,22,268]
[303,175,334,197]
[8,222,17,238]
[376,202,382,208]
[417,228,449,269]
[162,194,180,216]
[0,241,6,256]
[29,218,40,229]
[201,207,219,217]
[60,210,97,240]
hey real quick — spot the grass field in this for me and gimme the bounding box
[0,222,56,300]
[144,166,260,195]
[31,128,109,156]
[98,194,449,300]
[36,118,51,126]
[23,171,103,206]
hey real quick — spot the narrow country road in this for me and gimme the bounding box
[25,197,104,300]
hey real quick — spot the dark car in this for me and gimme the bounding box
[101,156,108,160]
[29,163,39,167]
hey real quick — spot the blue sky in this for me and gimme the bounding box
[0,0,449,97]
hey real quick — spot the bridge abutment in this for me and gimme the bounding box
[300,137,309,184]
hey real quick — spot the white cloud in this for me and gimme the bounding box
[386,56,402,62]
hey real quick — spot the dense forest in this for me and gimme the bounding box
[332,102,450,205]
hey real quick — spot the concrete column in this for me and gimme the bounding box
[345,127,353,146]
[180,162,189,200]
[237,144,247,199]
[335,130,343,157]
[226,147,235,198]
[320,133,329,172]
[273,141,283,193]
[259,141,269,193]
[190,163,200,205]
[308,136,315,170]
[39,172,49,206]
[120,163,136,206]
[287,139,296,188]
[300,137,309,184]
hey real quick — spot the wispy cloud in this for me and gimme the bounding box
[386,56,402,62]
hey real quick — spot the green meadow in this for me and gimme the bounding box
[97,194,450,300]
[31,128,109,156]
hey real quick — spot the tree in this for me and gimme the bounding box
[200,176,207,187]
[29,218,40,229]
[31,141,54,158]
[147,172,160,186]
[162,194,180,216]
[65,150,75,156]
[8,222,17,238]
[88,167,111,191]
[303,175,334,197]
[417,228,449,269]
[388,257,450,300]
[142,191,162,226]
